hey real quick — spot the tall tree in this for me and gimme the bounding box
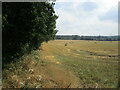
[2,2,58,65]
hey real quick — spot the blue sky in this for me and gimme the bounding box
[54,0,118,36]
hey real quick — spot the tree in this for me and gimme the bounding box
[2,2,58,65]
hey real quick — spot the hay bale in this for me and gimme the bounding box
[65,43,68,46]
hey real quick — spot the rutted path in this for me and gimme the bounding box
[76,50,119,58]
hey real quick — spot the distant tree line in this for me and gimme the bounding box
[56,35,120,41]
[2,2,58,65]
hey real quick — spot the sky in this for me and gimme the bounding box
[54,0,119,36]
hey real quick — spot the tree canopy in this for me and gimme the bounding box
[2,2,58,65]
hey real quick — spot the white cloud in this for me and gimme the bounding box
[54,0,118,36]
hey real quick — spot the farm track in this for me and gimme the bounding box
[78,50,118,57]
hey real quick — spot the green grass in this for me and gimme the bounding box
[41,40,118,88]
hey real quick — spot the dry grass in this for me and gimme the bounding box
[2,40,119,88]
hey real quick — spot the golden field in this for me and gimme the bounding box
[3,40,119,88]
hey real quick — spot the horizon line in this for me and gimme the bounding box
[56,34,120,36]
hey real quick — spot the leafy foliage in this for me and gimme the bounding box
[2,2,58,65]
